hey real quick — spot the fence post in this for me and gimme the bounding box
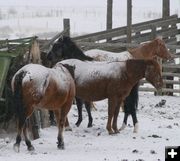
[127,0,132,44]
[162,0,174,96]
[63,18,70,37]
[106,0,113,42]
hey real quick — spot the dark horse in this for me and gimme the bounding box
[47,36,94,128]
[11,63,75,152]
[47,36,172,132]
[59,59,163,134]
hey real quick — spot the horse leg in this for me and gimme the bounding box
[65,116,72,131]
[14,118,26,152]
[112,100,121,133]
[84,101,93,128]
[23,121,35,151]
[54,110,64,149]
[119,112,128,131]
[131,110,138,133]
[120,83,139,131]
[49,110,56,126]
[106,97,116,135]
[75,97,83,127]
[56,100,72,149]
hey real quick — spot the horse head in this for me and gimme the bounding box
[47,40,64,66]
[145,59,163,90]
[154,38,173,60]
[47,35,93,64]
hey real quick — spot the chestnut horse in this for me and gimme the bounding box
[59,59,163,134]
[84,38,172,132]
[11,63,75,152]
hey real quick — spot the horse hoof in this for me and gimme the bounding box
[65,126,72,131]
[108,130,114,135]
[57,143,65,150]
[50,120,56,126]
[75,121,81,127]
[28,145,35,151]
[13,143,20,153]
[119,123,127,131]
[133,123,139,133]
[114,129,120,134]
[87,123,92,128]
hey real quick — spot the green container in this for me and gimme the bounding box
[0,54,12,98]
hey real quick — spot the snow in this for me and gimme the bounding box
[0,93,180,161]
[0,1,180,160]
[85,49,132,61]
[60,59,126,86]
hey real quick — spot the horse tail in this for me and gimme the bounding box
[124,82,139,113]
[12,71,27,127]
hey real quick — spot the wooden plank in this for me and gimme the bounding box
[162,64,180,69]
[73,15,178,41]
[139,87,180,93]
[113,27,179,44]
[127,0,132,43]
[106,0,113,30]
[132,18,179,33]
[141,79,180,85]
[77,40,180,51]
[162,72,180,77]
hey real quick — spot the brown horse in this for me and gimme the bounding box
[11,63,75,152]
[59,59,163,134]
[85,38,172,61]
[84,37,172,132]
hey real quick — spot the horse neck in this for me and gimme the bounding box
[126,60,146,84]
[129,41,156,59]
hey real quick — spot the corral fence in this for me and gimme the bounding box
[41,15,180,95]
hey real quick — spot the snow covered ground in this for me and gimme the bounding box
[0,93,180,161]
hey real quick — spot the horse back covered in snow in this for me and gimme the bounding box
[59,59,163,134]
[11,63,75,152]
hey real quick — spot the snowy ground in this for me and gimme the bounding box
[0,93,180,161]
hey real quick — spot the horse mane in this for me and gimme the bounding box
[58,36,94,61]
[61,63,75,79]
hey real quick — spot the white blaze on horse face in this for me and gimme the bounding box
[85,49,133,61]
[59,59,126,86]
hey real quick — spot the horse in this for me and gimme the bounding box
[58,59,163,134]
[47,36,172,133]
[85,38,172,61]
[11,63,75,152]
[47,36,94,128]
[84,38,172,132]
